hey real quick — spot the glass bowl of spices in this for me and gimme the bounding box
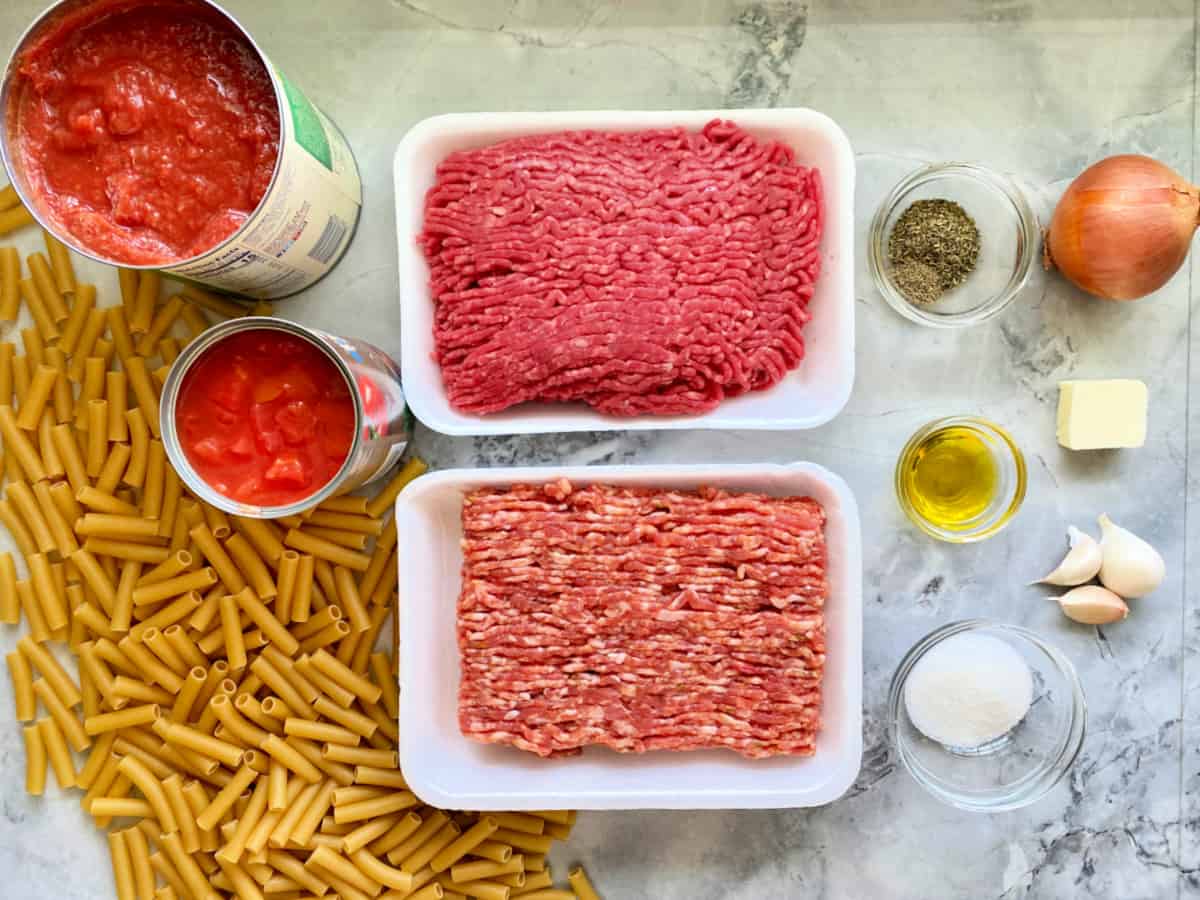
[869,163,1039,327]
[888,620,1086,812]
[895,415,1026,543]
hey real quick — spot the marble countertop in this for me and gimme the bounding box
[0,1,1197,898]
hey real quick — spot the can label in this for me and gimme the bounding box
[164,64,362,299]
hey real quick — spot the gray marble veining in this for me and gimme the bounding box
[0,1,1197,898]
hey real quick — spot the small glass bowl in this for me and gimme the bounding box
[889,621,1086,812]
[895,415,1026,543]
[868,163,1039,327]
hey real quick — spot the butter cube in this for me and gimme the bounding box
[1057,380,1147,450]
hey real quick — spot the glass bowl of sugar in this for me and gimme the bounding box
[888,620,1086,812]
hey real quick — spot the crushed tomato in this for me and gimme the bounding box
[15,1,280,264]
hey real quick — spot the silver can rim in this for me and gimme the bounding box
[0,0,292,272]
[160,316,371,519]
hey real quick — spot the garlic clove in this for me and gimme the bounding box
[1034,525,1103,586]
[1097,514,1166,599]
[1056,585,1129,625]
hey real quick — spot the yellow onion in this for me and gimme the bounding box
[1046,154,1200,300]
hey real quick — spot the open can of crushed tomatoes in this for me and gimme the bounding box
[160,317,410,518]
[0,0,362,299]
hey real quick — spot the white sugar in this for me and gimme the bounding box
[904,632,1034,750]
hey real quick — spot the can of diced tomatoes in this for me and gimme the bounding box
[160,317,410,518]
[0,0,362,299]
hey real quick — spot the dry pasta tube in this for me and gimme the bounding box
[23,724,47,795]
[225,533,276,597]
[307,846,381,897]
[143,439,165,519]
[124,407,150,488]
[16,363,56,430]
[116,753,179,834]
[155,718,245,769]
[18,634,81,707]
[70,548,118,612]
[19,278,57,342]
[107,370,129,442]
[130,269,159,335]
[136,294,184,356]
[66,307,106,380]
[313,698,375,739]
[268,779,322,849]
[132,567,217,606]
[235,586,298,655]
[367,811,427,857]
[28,251,68,322]
[108,828,136,900]
[292,553,315,622]
[125,824,156,900]
[139,550,194,587]
[289,776,337,848]
[365,457,427,518]
[332,565,370,633]
[297,656,355,708]
[274,549,300,625]
[7,650,36,720]
[261,733,323,782]
[128,591,202,640]
[284,528,371,572]
[38,716,76,788]
[218,593,248,672]
[59,287,95,356]
[85,703,161,735]
[86,399,109,476]
[189,523,246,592]
[0,407,48,479]
[250,656,316,721]
[81,535,168,565]
[38,354,68,433]
[10,482,56,553]
[202,504,232,539]
[42,232,76,295]
[77,485,139,516]
[196,763,257,831]
[0,500,37,558]
[95,443,132,496]
[29,552,69,632]
[449,857,524,884]
[159,831,221,900]
[310,649,382,704]
[397,821,463,876]
[431,817,500,873]
[233,515,286,565]
[0,554,19,625]
[217,777,269,865]
[567,866,601,900]
[0,246,18,320]
[74,356,105,429]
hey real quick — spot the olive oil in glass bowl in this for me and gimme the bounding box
[895,417,1026,543]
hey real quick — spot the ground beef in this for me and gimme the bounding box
[421,120,823,417]
[456,481,828,759]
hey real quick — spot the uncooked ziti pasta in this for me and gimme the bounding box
[0,217,603,900]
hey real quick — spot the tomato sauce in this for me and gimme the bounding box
[175,330,355,508]
[14,1,280,265]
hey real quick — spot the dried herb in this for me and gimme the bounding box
[888,199,980,305]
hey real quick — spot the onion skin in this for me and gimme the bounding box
[1047,154,1200,300]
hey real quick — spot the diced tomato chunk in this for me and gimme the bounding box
[264,453,309,486]
[275,401,317,444]
[189,436,225,463]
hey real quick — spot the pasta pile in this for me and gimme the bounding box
[0,214,604,900]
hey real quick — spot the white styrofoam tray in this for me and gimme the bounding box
[396,463,863,810]
[394,109,856,436]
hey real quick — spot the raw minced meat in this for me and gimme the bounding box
[456,481,829,759]
[421,120,823,417]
